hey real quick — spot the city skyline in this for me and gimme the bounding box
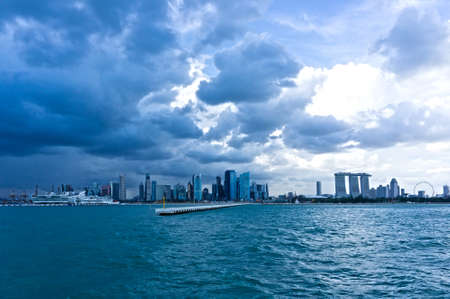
[7,170,447,199]
[1,1,450,196]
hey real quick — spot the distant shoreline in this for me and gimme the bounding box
[1,201,449,207]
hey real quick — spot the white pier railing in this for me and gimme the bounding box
[155,203,245,216]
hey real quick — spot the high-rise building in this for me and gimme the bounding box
[65,184,73,192]
[401,188,406,197]
[175,184,186,201]
[262,184,268,200]
[443,185,449,197]
[236,177,240,201]
[155,184,171,201]
[202,187,209,201]
[139,182,144,201]
[389,178,399,198]
[212,184,218,201]
[376,184,388,198]
[119,175,126,201]
[335,172,371,198]
[187,182,193,201]
[111,182,120,200]
[224,170,237,201]
[349,174,360,197]
[193,175,202,202]
[145,173,151,201]
[151,181,157,201]
[250,183,268,200]
[101,185,111,197]
[316,181,322,196]
[239,172,250,201]
[91,182,99,196]
[216,176,224,201]
[360,174,370,198]
[334,173,347,197]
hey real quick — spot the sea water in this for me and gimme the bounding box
[1,204,449,297]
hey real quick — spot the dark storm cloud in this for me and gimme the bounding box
[282,113,352,153]
[151,110,203,139]
[373,8,449,75]
[1,0,174,66]
[204,108,237,141]
[183,0,267,50]
[187,146,254,164]
[197,38,300,104]
[0,0,199,162]
[0,72,106,155]
[205,94,311,147]
[0,69,205,159]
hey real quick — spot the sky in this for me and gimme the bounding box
[1,0,450,196]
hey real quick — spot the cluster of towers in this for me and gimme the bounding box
[130,170,268,202]
[334,172,372,198]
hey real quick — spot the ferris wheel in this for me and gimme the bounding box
[413,181,435,197]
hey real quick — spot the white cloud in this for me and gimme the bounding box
[305,63,398,121]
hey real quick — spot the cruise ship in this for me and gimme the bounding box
[32,192,119,206]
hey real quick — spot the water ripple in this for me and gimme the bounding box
[0,204,449,297]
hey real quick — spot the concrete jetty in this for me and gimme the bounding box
[155,203,245,216]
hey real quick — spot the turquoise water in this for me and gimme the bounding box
[1,204,449,298]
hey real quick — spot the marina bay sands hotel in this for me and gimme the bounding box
[334,172,371,198]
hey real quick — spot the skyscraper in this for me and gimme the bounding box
[334,173,347,197]
[139,182,144,201]
[119,175,126,201]
[151,181,157,201]
[376,184,388,198]
[212,183,218,201]
[389,178,399,198]
[187,182,193,201]
[145,173,151,201]
[360,174,370,198]
[316,181,322,196]
[202,187,209,201]
[101,185,111,197]
[239,172,250,201]
[111,182,120,200]
[216,176,224,201]
[443,185,449,197]
[224,170,236,201]
[155,184,170,201]
[175,184,186,201]
[349,174,360,197]
[193,174,202,202]
[236,177,240,201]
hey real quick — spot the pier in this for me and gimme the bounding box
[155,203,245,216]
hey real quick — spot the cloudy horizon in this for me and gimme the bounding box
[1,0,450,196]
